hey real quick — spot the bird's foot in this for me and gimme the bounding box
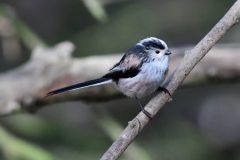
[135,98,152,120]
[157,86,172,97]
[141,108,152,120]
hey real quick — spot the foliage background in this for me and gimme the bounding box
[0,0,240,160]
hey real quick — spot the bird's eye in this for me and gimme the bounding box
[146,47,150,50]
[155,50,160,54]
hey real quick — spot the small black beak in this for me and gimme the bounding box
[165,50,172,55]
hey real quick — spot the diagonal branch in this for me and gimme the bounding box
[100,1,240,159]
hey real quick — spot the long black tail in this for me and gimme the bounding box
[46,77,112,97]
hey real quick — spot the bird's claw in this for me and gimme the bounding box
[157,86,172,97]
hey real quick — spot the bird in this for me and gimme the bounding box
[47,37,172,119]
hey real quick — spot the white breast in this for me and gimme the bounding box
[116,57,168,98]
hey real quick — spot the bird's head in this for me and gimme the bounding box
[137,37,171,61]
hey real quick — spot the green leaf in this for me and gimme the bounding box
[82,0,108,23]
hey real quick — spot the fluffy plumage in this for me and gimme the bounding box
[47,37,172,118]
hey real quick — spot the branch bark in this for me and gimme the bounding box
[100,1,240,159]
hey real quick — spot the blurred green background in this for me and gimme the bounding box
[0,0,240,160]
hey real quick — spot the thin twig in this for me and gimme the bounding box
[100,1,240,159]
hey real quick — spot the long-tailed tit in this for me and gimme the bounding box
[47,37,172,119]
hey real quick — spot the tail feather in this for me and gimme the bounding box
[46,77,112,97]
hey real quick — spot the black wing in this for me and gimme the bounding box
[102,67,140,81]
[110,44,145,70]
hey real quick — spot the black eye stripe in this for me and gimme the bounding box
[142,41,165,50]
